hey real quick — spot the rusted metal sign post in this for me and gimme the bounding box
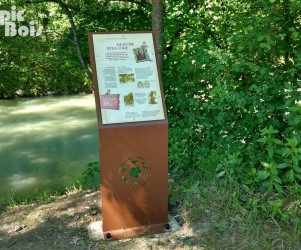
[88,32,168,240]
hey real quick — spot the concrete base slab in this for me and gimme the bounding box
[88,221,103,241]
[88,215,181,241]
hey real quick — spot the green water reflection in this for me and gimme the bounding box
[0,94,99,198]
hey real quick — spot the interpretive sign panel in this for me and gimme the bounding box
[91,32,165,124]
[88,31,169,241]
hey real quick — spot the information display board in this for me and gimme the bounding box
[88,31,169,240]
[91,32,165,124]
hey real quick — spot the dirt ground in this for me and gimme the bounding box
[0,190,207,250]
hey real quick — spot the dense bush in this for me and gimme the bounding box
[164,0,301,195]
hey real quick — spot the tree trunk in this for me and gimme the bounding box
[56,0,92,80]
[152,0,164,72]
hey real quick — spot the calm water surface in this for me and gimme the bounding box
[0,94,99,198]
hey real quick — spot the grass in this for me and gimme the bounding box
[1,157,300,249]
[0,189,57,208]
[169,186,300,248]
[0,161,100,210]
[168,150,301,249]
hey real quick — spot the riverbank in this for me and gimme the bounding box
[0,189,100,249]
[1,185,300,249]
[0,189,200,250]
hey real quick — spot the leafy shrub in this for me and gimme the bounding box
[165,0,301,198]
[78,161,100,190]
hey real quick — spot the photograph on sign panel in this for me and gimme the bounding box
[133,48,147,62]
[119,73,135,83]
[149,91,157,104]
[133,42,153,63]
[124,92,134,106]
[100,90,120,110]
[137,81,151,88]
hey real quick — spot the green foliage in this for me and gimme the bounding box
[0,189,56,208]
[215,152,243,182]
[0,0,151,98]
[165,0,300,190]
[165,0,301,225]
[169,151,222,207]
[252,123,301,194]
[77,161,100,190]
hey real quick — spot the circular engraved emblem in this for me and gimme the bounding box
[118,157,151,188]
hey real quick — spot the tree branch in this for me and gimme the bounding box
[54,0,92,80]
[152,0,163,71]
[26,0,92,80]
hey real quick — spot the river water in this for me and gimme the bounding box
[0,94,99,198]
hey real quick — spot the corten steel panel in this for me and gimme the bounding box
[88,31,169,240]
[100,122,168,239]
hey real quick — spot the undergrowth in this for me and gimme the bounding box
[168,150,301,249]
